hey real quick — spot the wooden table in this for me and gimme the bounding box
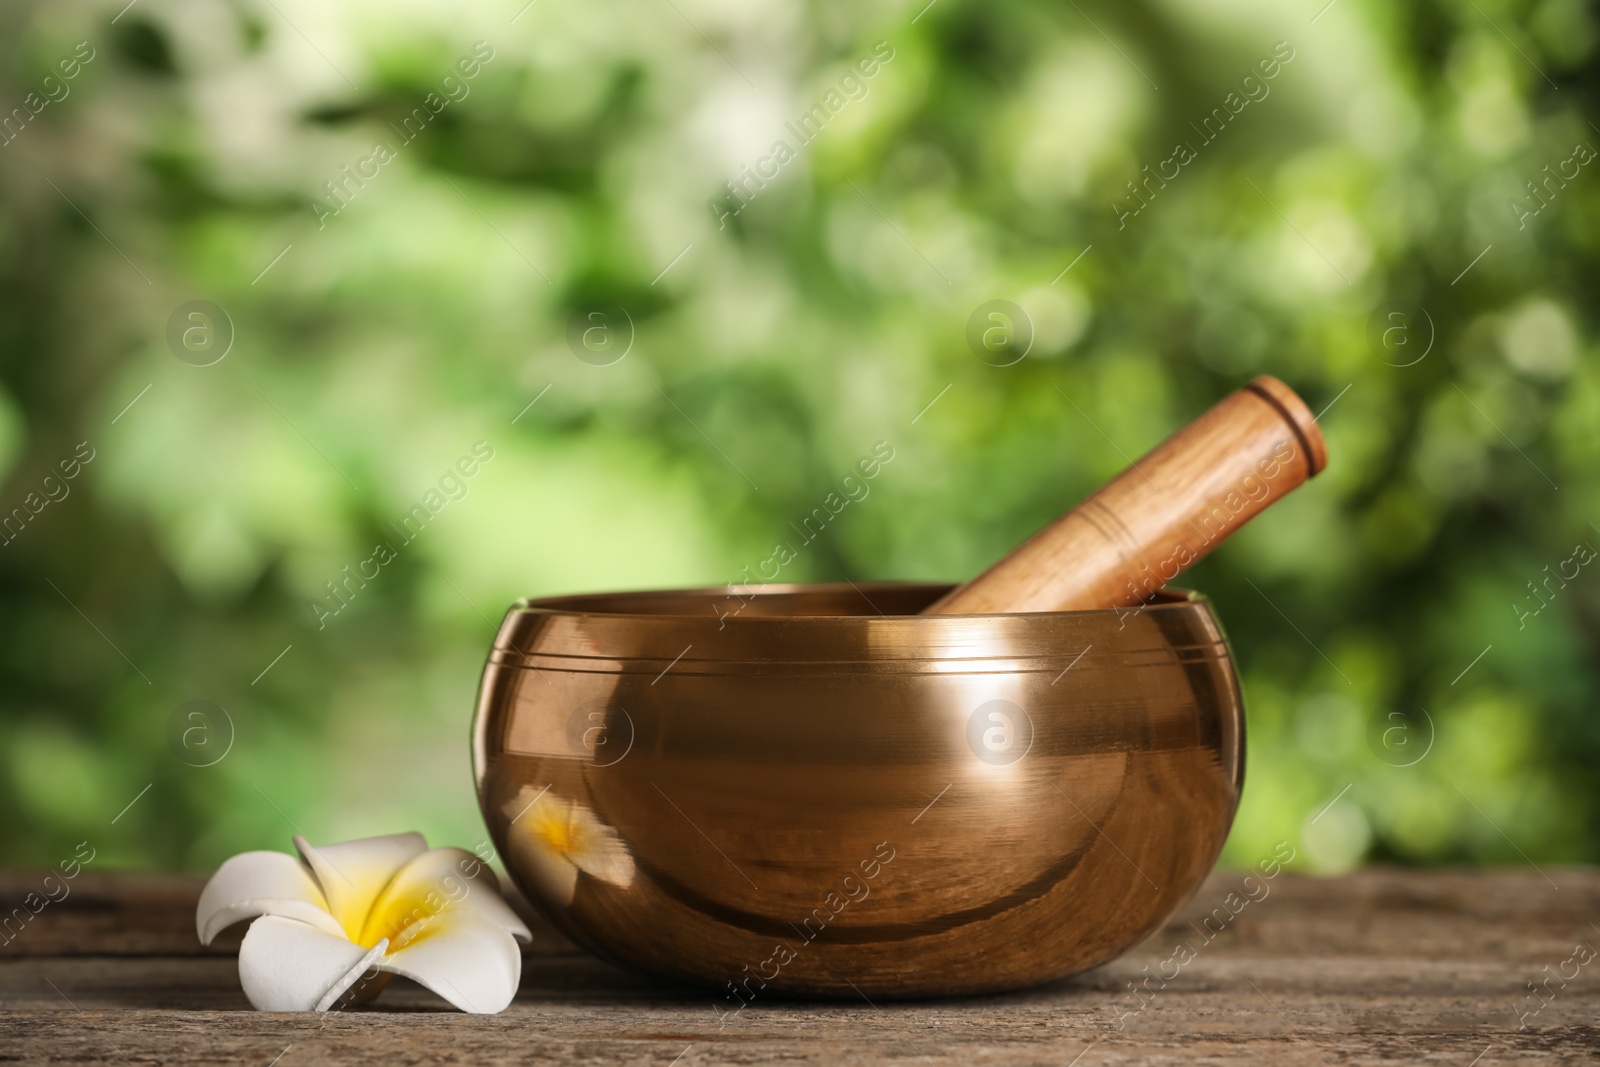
[3,868,1596,1065]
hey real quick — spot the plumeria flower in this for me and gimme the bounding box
[196,832,530,1013]
[502,788,634,905]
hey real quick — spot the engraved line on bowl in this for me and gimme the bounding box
[652,644,693,685]
[509,581,1198,615]
[502,636,555,688]
[490,643,1229,672]
[842,577,935,660]
[1050,645,1093,685]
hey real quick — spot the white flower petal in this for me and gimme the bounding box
[196,850,344,944]
[361,847,531,949]
[237,915,377,1012]
[314,939,389,1012]
[380,910,524,1014]
[294,832,427,941]
[209,832,526,1015]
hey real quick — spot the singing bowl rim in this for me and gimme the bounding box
[505,580,1203,621]
[482,581,1230,672]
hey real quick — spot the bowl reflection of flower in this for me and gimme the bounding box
[502,787,635,905]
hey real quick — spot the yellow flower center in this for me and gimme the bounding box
[357,885,444,950]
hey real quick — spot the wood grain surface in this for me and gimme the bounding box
[3,867,1597,1065]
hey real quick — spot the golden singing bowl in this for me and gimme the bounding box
[472,582,1243,999]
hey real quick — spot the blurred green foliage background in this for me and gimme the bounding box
[1,0,1596,875]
